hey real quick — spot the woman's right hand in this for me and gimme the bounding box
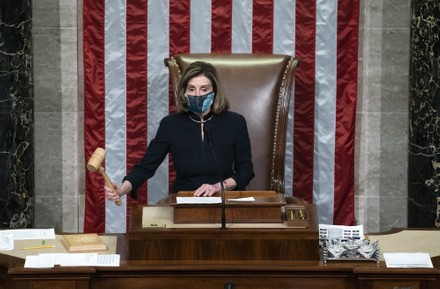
[104,180,132,201]
[104,182,121,201]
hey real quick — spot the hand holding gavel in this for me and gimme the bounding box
[87,147,122,206]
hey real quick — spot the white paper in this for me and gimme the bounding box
[176,197,222,204]
[319,224,364,240]
[0,228,56,240]
[96,254,121,266]
[56,253,98,266]
[24,254,57,268]
[384,252,433,268]
[227,197,255,202]
[0,234,14,250]
[24,253,120,268]
[57,253,120,267]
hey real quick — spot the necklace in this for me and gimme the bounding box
[189,114,214,124]
[189,114,214,142]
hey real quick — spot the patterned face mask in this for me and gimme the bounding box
[186,91,215,114]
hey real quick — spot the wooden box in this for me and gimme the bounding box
[285,204,311,228]
[170,191,286,224]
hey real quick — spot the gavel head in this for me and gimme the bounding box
[87,147,106,172]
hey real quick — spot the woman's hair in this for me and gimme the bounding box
[175,61,230,113]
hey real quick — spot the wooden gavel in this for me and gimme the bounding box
[87,147,122,206]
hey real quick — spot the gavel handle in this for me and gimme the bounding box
[98,166,122,206]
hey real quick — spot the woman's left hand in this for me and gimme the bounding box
[194,183,220,197]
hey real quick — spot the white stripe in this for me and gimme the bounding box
[190,0,211,53]
[313,0,337,224]
[273,0,295,55]
[147,0,170,204]
[231,0,252,53]
[273,0,296,196]
[104,0,127,233]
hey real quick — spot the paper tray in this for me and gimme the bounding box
[170,191,286,224]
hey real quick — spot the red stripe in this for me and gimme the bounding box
[211,0,232,52]
[292,1,316,203]
[126,0,148,231]
[252,0,274,53]
[169,0,191,55]
[83,0,106,233]
[169,0,191,193]
[333,0,360,225]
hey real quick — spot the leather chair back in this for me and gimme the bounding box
[165,54,299,194]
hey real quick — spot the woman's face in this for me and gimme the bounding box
[185,75,213,96]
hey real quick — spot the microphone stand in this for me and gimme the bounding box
[204,124,226,230]
[217,168,226,230]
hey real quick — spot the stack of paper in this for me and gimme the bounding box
[384,253,433,268]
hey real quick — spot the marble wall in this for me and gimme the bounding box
[356,1,411,232]
[0,0,34,228]
[33,0,83,232]
[27,0,413,233]
[408,1,440,227]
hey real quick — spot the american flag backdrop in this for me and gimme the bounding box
[83,0,359,233]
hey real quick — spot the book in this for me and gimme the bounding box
[61,233,107,253]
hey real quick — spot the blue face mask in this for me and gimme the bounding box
[186,91,215,114]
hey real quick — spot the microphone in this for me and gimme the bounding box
[204,123,214,148]
[203,123,226,230]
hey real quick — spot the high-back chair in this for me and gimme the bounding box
[165,54,299,196]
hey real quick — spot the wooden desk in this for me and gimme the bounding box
[1,243,439,289]
[128,204,320,261]
[1,208,440,289]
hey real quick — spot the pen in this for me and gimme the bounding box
[21,245,56,250]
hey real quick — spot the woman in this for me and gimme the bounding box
[105,61,254,202]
